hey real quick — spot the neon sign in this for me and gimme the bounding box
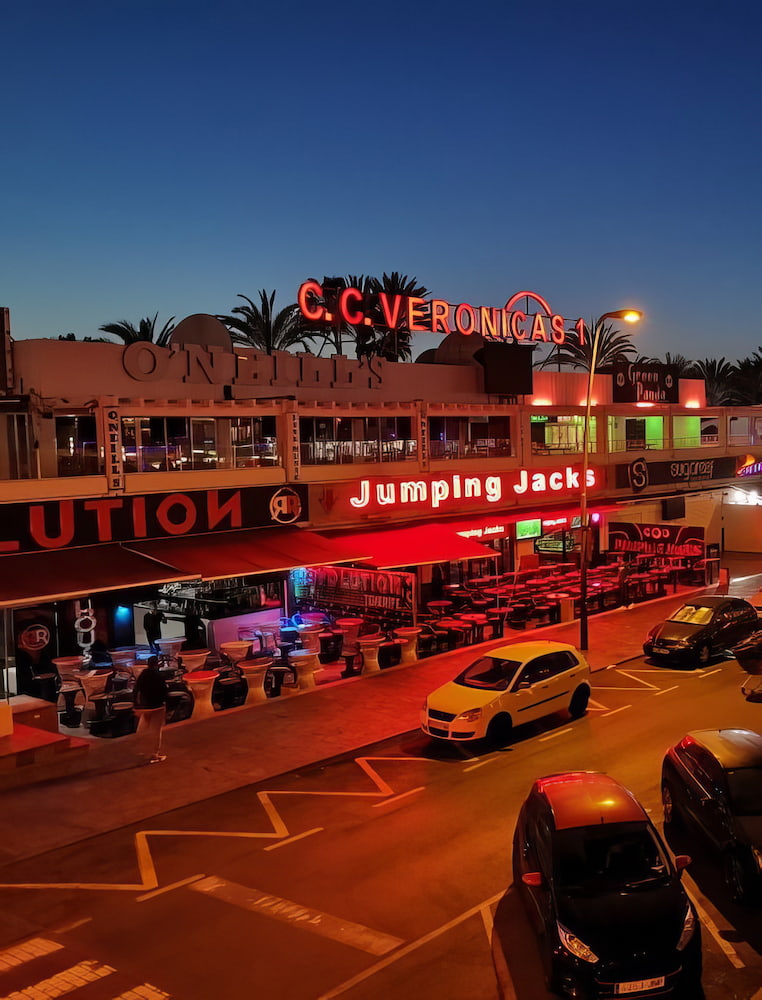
[298,282,585,346]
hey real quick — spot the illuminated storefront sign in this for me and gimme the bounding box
[608,522,704,558]
[317,465,602,521]
[612,363,679,404]
[737,457,762,477]
[617,456,740,492]
[298,282,585,346]
[0,485,309,554]
[516,518,542,540]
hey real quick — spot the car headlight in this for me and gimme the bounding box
[752,846,762,871]
[455,708,483,723]
[676,905,696,951]
[557,921,598,963]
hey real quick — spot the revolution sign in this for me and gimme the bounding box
[298,282,585,346]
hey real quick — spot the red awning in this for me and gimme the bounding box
[0,544,198,608]
[320,523,499,570]
[125,527,370,581]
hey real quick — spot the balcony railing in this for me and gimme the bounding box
[300,439,417,465]
[431,439,512,459]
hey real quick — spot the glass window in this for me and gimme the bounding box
[727,768,762,815]
[531,414,594,454]
[554,822,669,892]
[55,415,100,476]
[668,604,713,626]
[454,655,522,691]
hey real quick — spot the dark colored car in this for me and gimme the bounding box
[662,729,762,903]
[643,595,759,668]
[513,771,701,999]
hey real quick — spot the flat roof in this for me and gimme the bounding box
[537,771,646,830]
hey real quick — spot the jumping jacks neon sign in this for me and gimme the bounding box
[298,283,585,345]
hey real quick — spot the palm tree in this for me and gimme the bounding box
[217,290,312,355]
[727,351,762,404]
[687,357,737,405]
[662,352,695,376]
[537,318,637,372]
[98,313,176,345]
[365,272,430,362]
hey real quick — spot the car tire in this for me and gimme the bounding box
[486,713,513,747]
[723,850,753,904]
[568,685,590,719]
[696,644,712,668]
[661,781,682,829]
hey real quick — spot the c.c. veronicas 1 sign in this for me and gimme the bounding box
[298,283,585,345]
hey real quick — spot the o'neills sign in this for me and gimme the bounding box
[298,283,585,345]
[317,465,601,521]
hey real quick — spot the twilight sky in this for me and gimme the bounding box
[2,0,760,364]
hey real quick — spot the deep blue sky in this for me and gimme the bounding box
[2,0,760,363]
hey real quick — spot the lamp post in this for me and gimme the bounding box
[579,308,642,651]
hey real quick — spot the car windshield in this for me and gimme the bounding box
[727,768,762,816]
[454,656,522,691]
[553,822,671,894]
[668,604,713,626]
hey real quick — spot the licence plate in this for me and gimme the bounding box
[616,977,665,994]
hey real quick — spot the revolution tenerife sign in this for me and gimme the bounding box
[298,282,585,345]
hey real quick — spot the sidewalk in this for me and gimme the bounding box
[0,557,759,867]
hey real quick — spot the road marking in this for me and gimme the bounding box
[53,918,92,933]
[618,669,660,690]
[652,685,679,696]
[112,986,170,999]
[464,758,495,772]
[136,873,207,902]
[586,697,610,712]
[189,876,404,956]
[372,786,424,808]
[683,878,745,969]
[697,667,722,678]
[601,704,631,717]
[1,960,115,998]
[316,890,505,999]
[0,938,62,972]
[264,827,323,850]
[538,727,573,742]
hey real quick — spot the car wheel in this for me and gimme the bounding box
[486,713,513,747]
[568,685,590,719]
[723,850,752,904]
[662,781,682,828]
[696,644,712,668]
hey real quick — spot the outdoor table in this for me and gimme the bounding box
[427,600,453,617]
[458,613,489,643]
[185,670,218,719]
[239,657,275,704]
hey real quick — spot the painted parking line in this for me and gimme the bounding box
[264,827,323,850]
[652,685,679,696]
[538,727,573,743]
[136,873,207,902]
[372,786,425,808]
[189,876,404,956]
[697,667,722,678]
[586,697,611,712]
[601,704,632,718]
[464,758,496,772]
[683,876,745,970]
[617,669,660,690]
[0,938,63,972]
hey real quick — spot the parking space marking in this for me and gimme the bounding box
[697,667,722,679]
[316,890,504,999]
[464,758,495,772]
[683,878,745,969]
[136,874,207,901]
[601,704,632,718]
[538,728,573,743]
[586,697,610,712]
[617,669,660,690]
[189,876,404,956]
[264,827,324,850]
[372,786,424,808]
[652,685,679,696]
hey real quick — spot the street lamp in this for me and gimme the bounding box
[579,308,642,651]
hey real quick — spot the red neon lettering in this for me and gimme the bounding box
[156,494,197,535]
[454,303,476,335]
[29,501,75,549]
[132,496,147,537]
[531,313,549,342]
[378,293,404,329]
[207,490,243,531]
[510,310,528,339]
[575,316,586,345]
[339,287,364,326]
[297,281,325,322]
[406,297,428,332]
[551,314,566,344]
[480,307,501,340]
[82,498,123,542]
[430,299,450,334]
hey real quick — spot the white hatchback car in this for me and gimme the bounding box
[420,640,591,745]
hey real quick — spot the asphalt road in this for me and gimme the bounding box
[0,653,760,1000]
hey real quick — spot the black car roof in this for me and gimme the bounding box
[685,729,762,769]
[683,596,750,610]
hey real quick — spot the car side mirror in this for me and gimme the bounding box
[517,680,532,690]
[521,871,543,887]
[674,855,691,873]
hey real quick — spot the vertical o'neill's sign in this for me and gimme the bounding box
[101,406,124,492]
[612,363,679,404]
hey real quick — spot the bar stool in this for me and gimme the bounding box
[426,600,453,617]
[239,657,274,704]
[394,627,422,665]
[186,670,218,719]
[485,608,507,640]
[288,649,323,689]
[357,634,384,674]
[296,622,324,653]
[180,648,210,671]
[458,613,488,644]
[155,637,185,659]
[318,630,344,663]
[335,617,364,650]
[110,701,135,737]
[219,640,252,666]
[378,638,403,669]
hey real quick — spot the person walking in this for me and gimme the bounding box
[143,605,167,654]
[133,654,169,763]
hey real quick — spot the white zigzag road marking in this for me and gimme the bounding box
[0,757,431,894]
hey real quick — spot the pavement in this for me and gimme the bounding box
[0,552,760,868]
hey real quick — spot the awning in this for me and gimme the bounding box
[319,523,499,570]
[0,544,198,608]
[125,528,370,582]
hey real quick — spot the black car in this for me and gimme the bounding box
[662,729,762,903]
[513,771,701,999]
[643,595,759,668]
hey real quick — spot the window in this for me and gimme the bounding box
[673,415,719,449]
[429,415,511,458]
[530,414,593,455]
[4,414,32,479]
[231,416,278,467]
[300,415,416,465]
[455,656,522,691]
[55,416,100,476]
